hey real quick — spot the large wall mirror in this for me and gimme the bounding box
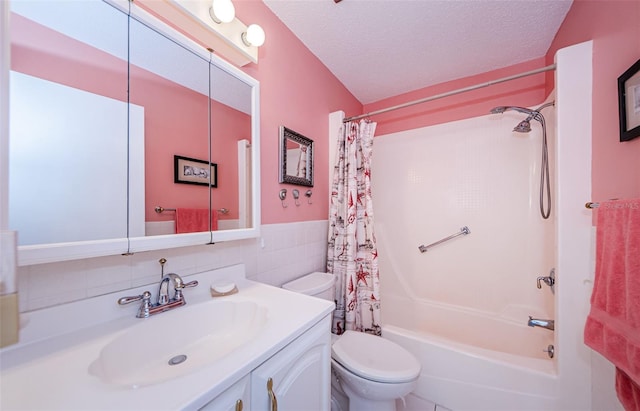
[7,0,260,265]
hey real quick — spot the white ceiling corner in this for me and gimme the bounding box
[263,0,573,104]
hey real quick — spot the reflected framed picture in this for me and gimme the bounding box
[174,155,217,187]
[617,58,640,142]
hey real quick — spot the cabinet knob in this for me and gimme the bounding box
[267,377,278,411]
[235,399,243,411]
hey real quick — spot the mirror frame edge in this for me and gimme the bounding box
[278,125,314,187]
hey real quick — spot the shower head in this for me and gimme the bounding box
[490,101,555,220]
[490,105,544,133]
[513,117,532,133]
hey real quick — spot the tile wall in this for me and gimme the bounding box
[16,220,329,312]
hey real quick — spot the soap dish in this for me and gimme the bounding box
[210,282,239,297]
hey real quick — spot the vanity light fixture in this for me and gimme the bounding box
[242,24,266,47]
[134,0,264,65]
[209,0,235,24]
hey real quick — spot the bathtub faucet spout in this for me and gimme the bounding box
[528,316,554,331]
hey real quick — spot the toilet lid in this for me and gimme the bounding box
[331,331,421,383]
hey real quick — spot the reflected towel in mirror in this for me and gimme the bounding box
[175,208,218,233]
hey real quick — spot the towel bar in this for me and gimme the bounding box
[155,206,230,214]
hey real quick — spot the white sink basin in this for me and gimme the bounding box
[89,300,267,388]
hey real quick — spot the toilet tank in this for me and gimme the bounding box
[282,272,335,301]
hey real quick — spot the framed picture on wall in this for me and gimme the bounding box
[617,58,640,142]
[174,155,217,187]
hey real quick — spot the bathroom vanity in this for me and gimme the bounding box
[0,265,334,410]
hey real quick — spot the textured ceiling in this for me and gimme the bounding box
[263,0,573,104]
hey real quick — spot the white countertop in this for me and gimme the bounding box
[0,264,334,410]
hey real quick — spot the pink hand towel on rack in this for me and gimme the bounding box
[175,208,218,234]
[584,199,640,411]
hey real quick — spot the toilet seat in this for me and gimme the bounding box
[331,331,420,384]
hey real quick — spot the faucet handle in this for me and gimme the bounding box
[173,280,198,302]
[182,280,199,289]
[118,290,151,305]
[536,275,555,289]
[118,291,152,318]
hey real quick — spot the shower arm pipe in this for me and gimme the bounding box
[343,64,556,123]
[419,226,470,253]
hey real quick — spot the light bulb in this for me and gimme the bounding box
[209,0,235,24]
[242,24,265,47]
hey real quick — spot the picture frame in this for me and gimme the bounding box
[278,126,314,187]
[174,155,217,187]
[617,58,640,142]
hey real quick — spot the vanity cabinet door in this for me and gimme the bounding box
[250,316,331,411]
[199,375,251,411]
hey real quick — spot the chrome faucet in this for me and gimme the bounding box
[118,273,198,318]
[528,316,554,331]
[158,273,185,305]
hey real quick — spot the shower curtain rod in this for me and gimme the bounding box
[343,63,557,123]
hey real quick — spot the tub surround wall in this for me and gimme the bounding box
[371,99,557,410]
[16,221,328,313]
[372,110,556,322]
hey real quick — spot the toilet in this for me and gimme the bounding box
[283,272,421,411]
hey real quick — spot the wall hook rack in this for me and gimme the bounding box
[279,189,288,208]
[305,189,313,204]
[292,189,300,206]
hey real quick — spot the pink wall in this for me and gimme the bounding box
[232,1,362,224]
[545,0,640,203]
[362,58,548,137]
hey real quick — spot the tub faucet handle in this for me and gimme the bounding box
[536,276,553,289]
[536,269,555,289]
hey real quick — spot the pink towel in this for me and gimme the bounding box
[175,208,218,234]
[584,199,640,411]
[617,369,640,411]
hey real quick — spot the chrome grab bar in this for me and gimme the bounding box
[419,226,470,253]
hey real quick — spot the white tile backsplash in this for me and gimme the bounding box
[16,220,328,312]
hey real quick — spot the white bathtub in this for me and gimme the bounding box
[382,297,558,411]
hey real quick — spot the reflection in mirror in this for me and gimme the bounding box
[279,126,314,187]
[8,1,130,249]
[128,17,210,236]
[210,63,253,230]
[129,14,253,236]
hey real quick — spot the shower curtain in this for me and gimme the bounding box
[327,119,381,336]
